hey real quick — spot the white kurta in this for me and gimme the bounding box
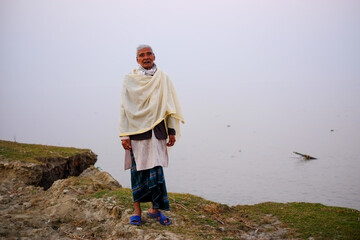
[124,130,169,171]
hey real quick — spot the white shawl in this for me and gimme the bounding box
[119,68,184,137]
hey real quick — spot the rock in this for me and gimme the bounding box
[80,165,122,189]
[0,195,10,204]
[23,202,32,209]
[37,151,98,189]
[0,151,97,190]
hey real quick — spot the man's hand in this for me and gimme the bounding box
[121,139,132,150]
[167,135,176,147]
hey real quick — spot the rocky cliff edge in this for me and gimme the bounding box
[0,140,322,240]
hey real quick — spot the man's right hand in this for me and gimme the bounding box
[121,139,132,150]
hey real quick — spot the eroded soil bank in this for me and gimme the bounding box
[1,140,359,239]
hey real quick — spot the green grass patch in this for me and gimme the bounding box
[81,188,360,240]
[0,139,90,164]
[82,188,135,209]
[246,202,360,240]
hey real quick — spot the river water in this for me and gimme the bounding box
[109,106,360,211]
[2,82,359,211]
[2,74,359,211]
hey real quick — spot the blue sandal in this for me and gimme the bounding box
[130,215,142,226]
[148,211,171,226]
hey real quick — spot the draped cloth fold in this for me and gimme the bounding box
[119,68,184,137]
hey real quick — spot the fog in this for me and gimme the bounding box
[1,0,359,208]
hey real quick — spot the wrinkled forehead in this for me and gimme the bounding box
[137,47,154,57]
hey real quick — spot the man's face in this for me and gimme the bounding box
[136,47,155,70]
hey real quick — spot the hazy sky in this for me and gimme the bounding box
[1,0,360,192]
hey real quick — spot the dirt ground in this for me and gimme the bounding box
[0,163,295,240]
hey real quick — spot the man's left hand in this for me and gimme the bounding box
[167,135,176,147]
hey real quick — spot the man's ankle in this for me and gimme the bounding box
[149,208,159,214]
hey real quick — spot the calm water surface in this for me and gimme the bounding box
[107,109,360,211]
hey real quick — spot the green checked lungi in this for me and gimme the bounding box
[130,150,170,210]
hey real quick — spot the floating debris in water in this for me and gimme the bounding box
[293,151,317,160]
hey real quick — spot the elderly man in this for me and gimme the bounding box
[119,45,184,226]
